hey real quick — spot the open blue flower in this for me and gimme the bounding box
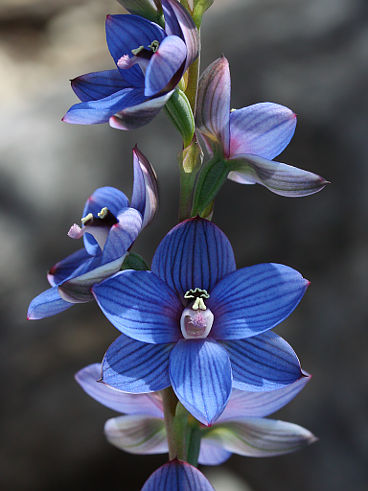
[76,363,315,462]
[28,147,158,320]
[63,0,199,130]
[93,218,309,425]
[196,57,329,197]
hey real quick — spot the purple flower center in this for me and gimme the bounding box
[180,289,214,339]
[68,207,118,251]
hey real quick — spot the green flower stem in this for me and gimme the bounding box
[185,56,200,114]
[186,420,202,466]
[161,387,191,461]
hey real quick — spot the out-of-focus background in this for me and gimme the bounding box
[1,0,367,489]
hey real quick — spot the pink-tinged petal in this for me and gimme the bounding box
[145,35,187,97]
[219,374,311,421]
[224,332,304,392]
[205,418,317,457]
[131,146,159,228]
[169,339,232,425]
[48,248,92,286]
[162,0,199,70]
[198,440,231,465]
[196,57,231,155]
[75,363,164,417]
[229,102,297,160]
[142,460,215,491]
[105,14,165,87]
[104,415,168,454]
[228,154,329,197]
[151,218,236,300]
[62,88,147,125]
[27,286,73,320]
[82,187,129,256]
[109,90,174,130]
[58,257,124,303]
[209,263,309,340]
[71,70,131,102]
[102,207,143,263]
[93,270,181,344]
[102,333,173,393]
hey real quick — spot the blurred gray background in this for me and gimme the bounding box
[1,0,367,489]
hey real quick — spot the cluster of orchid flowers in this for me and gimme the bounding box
[29,1,327,489]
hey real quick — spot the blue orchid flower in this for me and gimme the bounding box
[62,0,199,130]
[76,363,315,462]
[196,57,329,197]
[93,218,310,425]
[28,147,158,320]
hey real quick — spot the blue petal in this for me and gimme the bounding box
[151,218,236,300]
[162,0,199,71]
[82,186,130,256]
[223,331,303,392]
[219,375,310,421]
[169,339,232,425]
[145,35,187,97]
[105,14,166,87]
[209,263,309,340]
[229,102,297,160]
[62,87,147,125]
[109,90,174,130]
[102,333,172,393]
[130,146,159,228]
[28,286,73,320]
[71,70,131,102]
[48,248,92,286]
[102,207,142,263]
[93,270,182,343]
[198,440,232,465]
[75,363,163,417]
[142,460,215,491]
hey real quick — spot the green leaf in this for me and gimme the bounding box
[192,0,214,26]
[165,89,195,148]
[192,157,230,216]
[121,252,149,271]
[117,0,164,25]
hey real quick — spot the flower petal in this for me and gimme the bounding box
[219,375,311,421]
[198,440,232,466]
[142,460,215,491]
[102,333,172,392]
[104,415,168,454]
[58,257,124,303]
[27,286,72,320]
[102,207,143,263]
[196,57,231,155]
[206,418,316,457]
[162,0,199,70]
[109,89,174,130]
[105,14,165,87]
[47,248,92,286]
[209,263,309,340]
[228,154,329,197]
[151,218,236,299]
[82,186,130,256]
[75,363,164,417]
[71,70,131,102]
[229,102,297,160]
[130,146,159,229]
[169,339,232,425]
[224,331,303,392]
[62,87,147,125]
[145,35,187,97]
[93,270,181,343]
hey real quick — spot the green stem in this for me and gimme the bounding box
[185,56,200,114]
[178,139,202,220]
[186,423,202,466]
[161,387,179,460]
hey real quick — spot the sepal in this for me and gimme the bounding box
[141,460,215,490]
[165,89,195,147]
